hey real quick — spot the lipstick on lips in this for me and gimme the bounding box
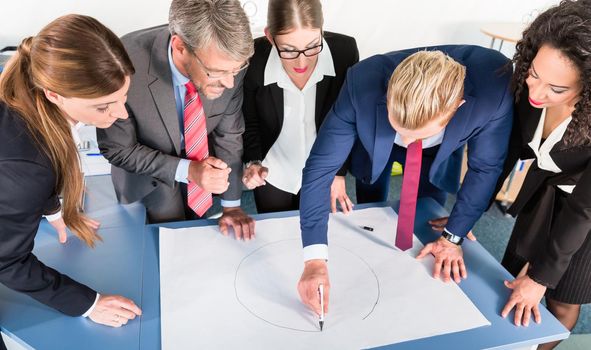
[294,66,307,74]
[528,96,544,107]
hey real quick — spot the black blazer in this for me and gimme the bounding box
[0,103,96,316]
[242,31,359,176]
[497,88,591,288]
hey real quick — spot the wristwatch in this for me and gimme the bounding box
[441,229,464,245]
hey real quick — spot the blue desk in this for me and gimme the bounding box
[0,176,146,350]
[0,176,569,349]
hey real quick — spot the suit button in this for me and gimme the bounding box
[151,181,158,187]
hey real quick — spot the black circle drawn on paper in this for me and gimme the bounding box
[233,239,381,332]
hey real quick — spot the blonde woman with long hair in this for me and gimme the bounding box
[0,15,142,340]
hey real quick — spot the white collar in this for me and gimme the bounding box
[528,108,572,153]
[528,108,572,173]
[264,38,335,91]
[69,121,85,147]
[394,128,446,149]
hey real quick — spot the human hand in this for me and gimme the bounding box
[416,237,466,283]
[242,163,268,190]
[88,294,142,328]
[48,216,100,244]
[501,273,546,326]
[330,176,354,214]
[188,157,231,194]
[297,259,330,315]
[428,217,476,241]
[218,207,255,240]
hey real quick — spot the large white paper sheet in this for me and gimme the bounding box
[159,207,489,349]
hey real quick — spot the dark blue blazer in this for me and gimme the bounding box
[0,103,96,317]
[300,45,513,247]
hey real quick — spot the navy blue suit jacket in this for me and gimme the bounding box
[300,45,513,247]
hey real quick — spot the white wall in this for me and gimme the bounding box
[1,0,558,59]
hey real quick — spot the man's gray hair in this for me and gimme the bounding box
[169,0,254,61]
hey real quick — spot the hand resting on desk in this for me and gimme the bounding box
[89,294,142,328]
[48,216,100,244]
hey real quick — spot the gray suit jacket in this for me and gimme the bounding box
[98,25,244,206]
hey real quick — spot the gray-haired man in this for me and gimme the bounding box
[98,0,256,239]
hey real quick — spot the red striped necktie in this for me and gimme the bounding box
[184,82,212,217]
[395,140,423,251]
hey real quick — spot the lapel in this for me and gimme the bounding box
[517,90,543,149]
[200,91,218,133]
[269,83,284,132]
[372,98,396,182]
[517,95,579,169]
[315,76,333,129]
[147,30,182,155]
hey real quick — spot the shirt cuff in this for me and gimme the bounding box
[81,293,100,317]
[175,159,191,183]
[43,210,62,222]
[221,199,241,207]
[303,244,329,262]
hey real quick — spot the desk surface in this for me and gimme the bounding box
[0,176,568,349]
[480,22,526,43]
[0,176,146,350]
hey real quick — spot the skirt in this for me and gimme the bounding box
[502,212,591,305]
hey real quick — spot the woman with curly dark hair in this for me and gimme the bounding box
[497,0,591,347]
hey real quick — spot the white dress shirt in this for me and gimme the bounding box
[527,108,574,193]
[261,38,335,195]
[394,128,445,148]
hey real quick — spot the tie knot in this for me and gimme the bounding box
[185,82,197,96]
[410,139,423,150]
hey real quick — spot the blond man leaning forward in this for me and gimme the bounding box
[298,47,514,314]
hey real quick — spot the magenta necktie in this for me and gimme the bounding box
[395,140,423,250]
[184,82,212,217]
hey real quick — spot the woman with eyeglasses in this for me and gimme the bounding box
[241,0,359,214]
[495,1,591,347]
[0,15,142,340]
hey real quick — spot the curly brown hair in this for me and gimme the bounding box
[512,0,591,147]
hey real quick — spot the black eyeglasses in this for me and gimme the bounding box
[273,36,324,60]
